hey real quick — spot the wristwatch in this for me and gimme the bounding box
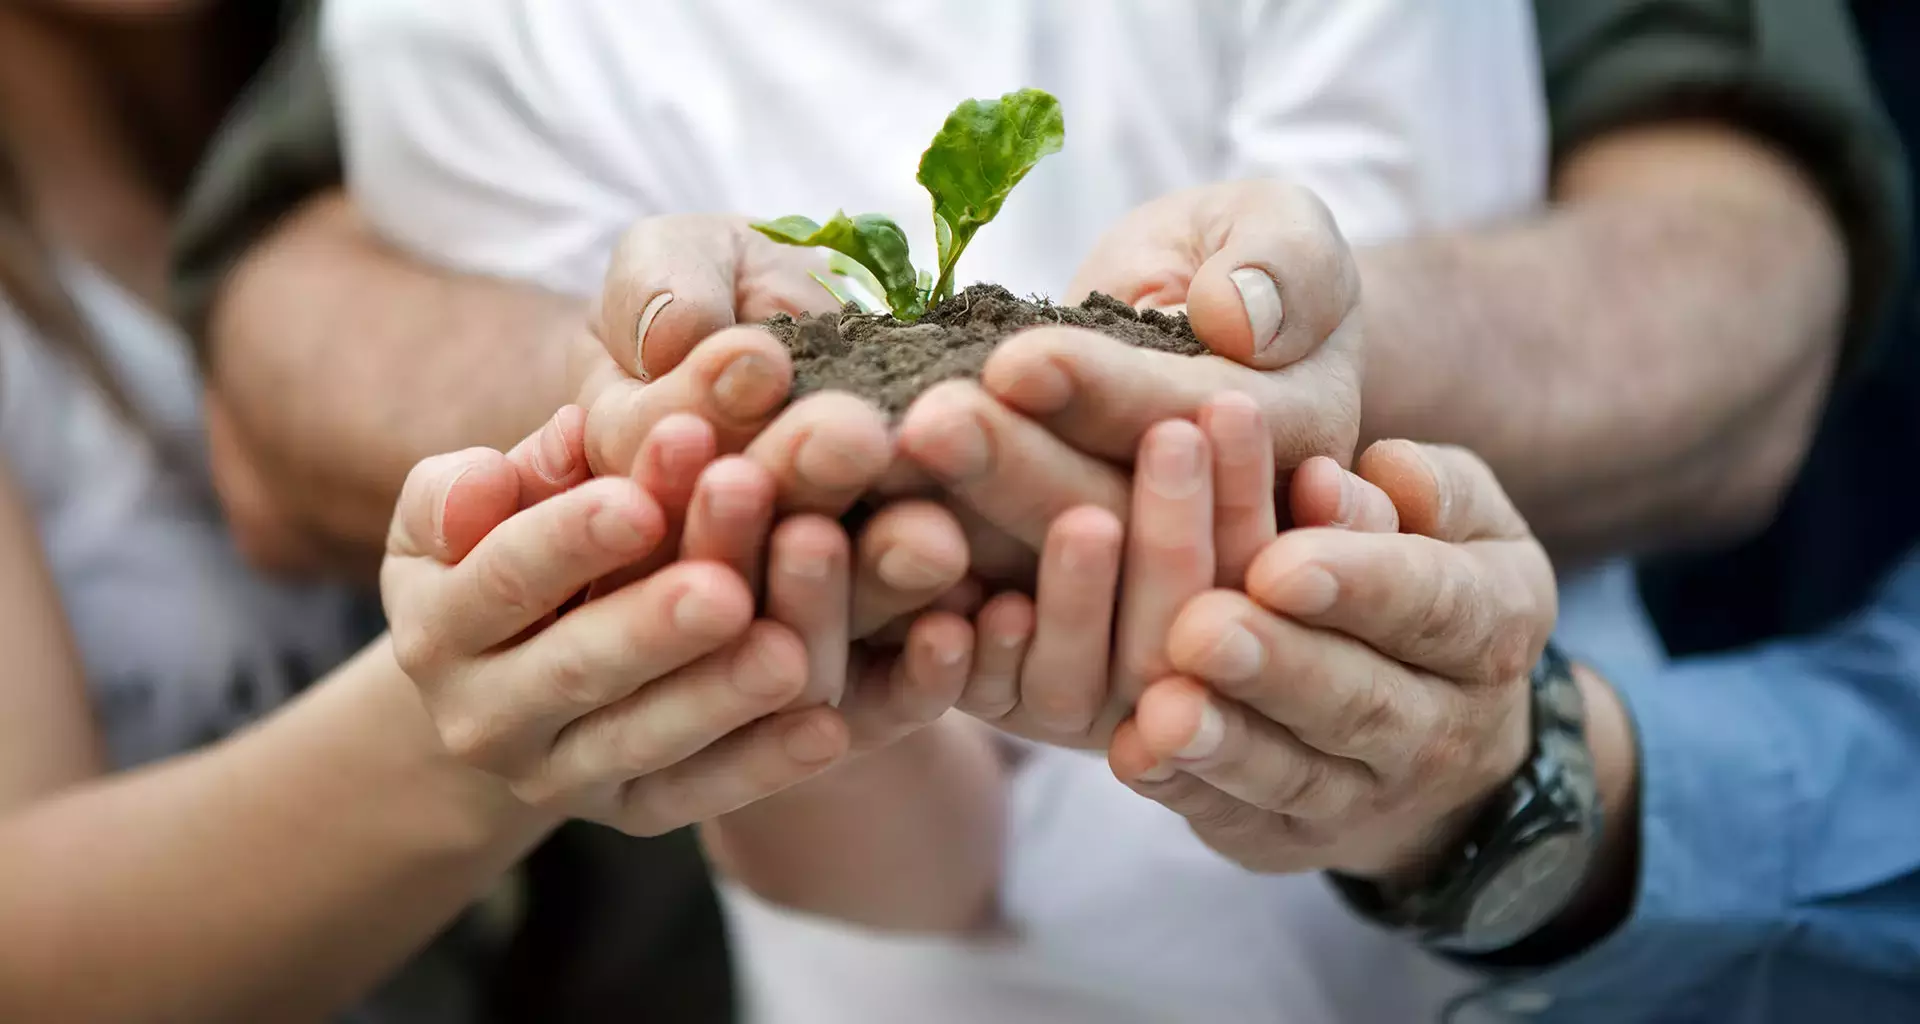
[1329,641,1603,955]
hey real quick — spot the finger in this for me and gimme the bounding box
[1288,456,1398,534]
[850,501,970,639]
[1109,729,1326,875]
[583,326,793,477]
[1166,589,1441,774]
[840,612,973,750]
[1183,185,1357,370]
[765,515,853,708]
[616,708,849,836]
[632,412,719,530]
[1246,528,1550,683]
[898,379,1129,549]
[1110,421,1215,721]
[402,476,668,659]
[503,405,593,506]
[386,448,521,567]
[1356,440,1529,543]
[1019,506,1123,735]
[958,592,1034,720]
[530,620,811,801]
[680,456,776,585]
[981,327,1355,468]
[597,214,830,382]
[1131,677,1371,819]
[743,391,893,515]
[1198,391,1276,586]
[475,562,754,745]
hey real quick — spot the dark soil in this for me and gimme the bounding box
[763,283,1205,416]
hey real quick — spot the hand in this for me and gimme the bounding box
[1108,440,1556,881]
[380,406,856,835]
[892,179,1360,611]
[576,213,973,645]
[953,393,1289,748]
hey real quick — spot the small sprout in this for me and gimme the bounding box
[752,88,1065,321]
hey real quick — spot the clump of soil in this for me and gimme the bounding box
[763,283,1205,416]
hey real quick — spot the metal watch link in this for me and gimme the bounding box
[1330,641,1602,955]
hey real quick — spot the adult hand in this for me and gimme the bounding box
[897,180,1362,560]
[1109,440,1556,881]
[576,214,972,641]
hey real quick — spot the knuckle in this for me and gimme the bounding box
[1184,794,1265,838]
[472,553,543,626]
[390,621,448,676]
[1327,669,1399,753]
[438,711,503,764]
[1268,755,1339,816]
[539,640,605,710]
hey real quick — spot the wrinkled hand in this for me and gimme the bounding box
[894,179,1362,589]
[380,406,967,835]
[1108,440,1556,881]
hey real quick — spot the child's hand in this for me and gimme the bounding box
[381,406,852,836]
[953,392,1288,749]
[1110,440,1557,882]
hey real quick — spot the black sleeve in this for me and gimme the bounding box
[169,0,339,353]
[1534,0,1911,373]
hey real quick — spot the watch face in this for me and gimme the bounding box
[1462,833,1590,949]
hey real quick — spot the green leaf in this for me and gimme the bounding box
[827,253,886,313]
[752,212,924,319]
[932,211,954,268]
[916,88,1064,301]
[809,270,858,310]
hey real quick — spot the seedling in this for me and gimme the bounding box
[753,88,1066,321]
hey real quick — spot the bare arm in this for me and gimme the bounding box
[0,637,550,1023]
[203,190,580,578]
[1360,123,1849,560]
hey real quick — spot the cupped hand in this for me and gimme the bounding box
[1109,440,1557,882]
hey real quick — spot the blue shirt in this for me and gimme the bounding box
[1480,547,1920,1020]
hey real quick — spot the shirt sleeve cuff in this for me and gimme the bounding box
[1491,654,1799,1014]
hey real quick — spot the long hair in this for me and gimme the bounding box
[0,132,154,437]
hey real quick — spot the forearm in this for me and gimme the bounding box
[204,190,580,578]
[0,639,555,1023]
[1359,123,1847,560]
[701,715,1006,934]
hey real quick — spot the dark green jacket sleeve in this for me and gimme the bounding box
[169,0,338,352]
[1534,0,1910,370]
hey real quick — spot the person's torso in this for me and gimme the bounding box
[0,258,364,767]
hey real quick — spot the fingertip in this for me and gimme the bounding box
[697,328,795,427]
[1047,504,1125,553]
[434,449,520,561]
[1356,440,1440,534]
[780,707,852,766]
[668,560,758,637]
[897,380,989,478]
[980,336,1074,415]
[637,412,719,488]
[977,590,1036,640]
[1133,676,1212,760]
[1288,456,1348,528]
[781,392,894,497]
[1107,718,1162,784]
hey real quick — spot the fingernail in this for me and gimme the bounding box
[784,549,831,580]
[1009,358,1071,414]
[1230,268,1283,357]
[930,411,990,480]
[876,546,951,591]
[1144,427,1203,499]
[1198,624,1265,682]
[533,416,574,483]
[704,472,761,523]
[1278,566,1339,616]
[1206,395,1262,461]
[934,640,966,668]
[673,587,724,631]
[712,353,786,421]
[589,501,652,553]
[433,462,480,550]
[634,292,673,382]
[1333,471,1356,527]
[1178,701,1225,761]
[782,717,843,764]
[734,632,804,698]
[1137,763,1176,783]
[796,433,875,492]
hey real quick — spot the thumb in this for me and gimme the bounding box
[598,215,834,383]
[1184,183,1358,371]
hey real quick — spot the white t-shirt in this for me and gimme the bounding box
[0,259,363,768]
[322,2,1560,1021]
